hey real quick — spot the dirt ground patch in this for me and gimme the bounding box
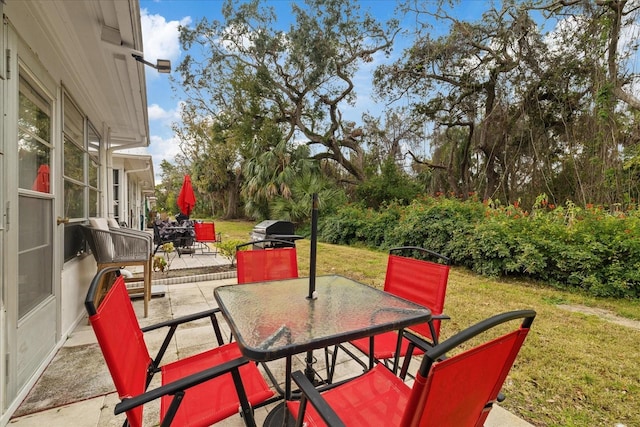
[558,304,640,330]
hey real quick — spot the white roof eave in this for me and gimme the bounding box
[11,0,150,150]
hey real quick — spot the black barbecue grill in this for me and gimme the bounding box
[250,220,303,248]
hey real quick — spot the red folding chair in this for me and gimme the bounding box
[234,239,301,393]
[289,310,536,427]
[330,247,451,379]
[85,267,274,427]
[236,239,299,283]
[194,221,221,254]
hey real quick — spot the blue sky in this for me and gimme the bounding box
[132,0,596,183]
[133,0,487,182]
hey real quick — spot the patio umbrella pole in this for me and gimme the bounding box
[305,193,319,384]
[307,193,318,300]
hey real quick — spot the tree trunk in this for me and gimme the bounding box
[223,171,242,219]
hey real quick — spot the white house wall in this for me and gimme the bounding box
[110,154,154,229]
[60,257,96,340]
[0,1,152,424]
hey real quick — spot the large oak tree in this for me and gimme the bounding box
[175,0,399,185]
[375,0,640,206]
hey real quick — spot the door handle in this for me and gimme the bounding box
[57,216,69,225]
[3,201,8,231]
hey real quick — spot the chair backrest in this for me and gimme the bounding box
[384,247,450,342]
[236,240,299,283]
[85,268,152,427]
[83,225,115,262]
[152,220,161,240]
[194,221,216,242]
[153,219,175,245]
[402,310,535,427]
[84,222,150,264]
[99,217,150,255]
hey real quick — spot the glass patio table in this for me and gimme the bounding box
[214,275,432,399]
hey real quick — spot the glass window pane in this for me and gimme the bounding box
[64,136,84,182]
[19,76,51,142]
[19,130,51,192]
[64,94,83,143]
[89,157,98,188]
[89,188,98,217]
[88,123,100,153]
[64,224,87,262]
[113,169,120,220]
[18,196,53,318]
[88,123,100,188]
[64,180,85,219]
[19,76,51,193]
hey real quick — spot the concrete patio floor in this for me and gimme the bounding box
[8,250,534,427]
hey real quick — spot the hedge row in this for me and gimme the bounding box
[318,196,640,299]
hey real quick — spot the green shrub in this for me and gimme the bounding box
[357,203,402,248]
[319,204,369,245]
[320,195,640,299]
[216,239,245,266]
[355,159,421,209]
[386,197,484,261]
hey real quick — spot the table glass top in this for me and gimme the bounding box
[214,275,431,361]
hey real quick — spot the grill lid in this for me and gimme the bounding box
[252,220,295,235]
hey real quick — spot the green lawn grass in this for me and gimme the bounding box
[215,219,640,427]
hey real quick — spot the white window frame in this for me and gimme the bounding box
[61,90,102,261]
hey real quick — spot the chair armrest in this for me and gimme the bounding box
[114,357,249,414]
[140,308,222,332]
[432,313,450,321]
[398,330,438,380]
[291,371,346,427]
[403,330,435,353]
[142,308,226,367]
[426,313,450,346]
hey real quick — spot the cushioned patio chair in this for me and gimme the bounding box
[83,218,153,317]
[329,246,451,379]
[86,267,275,427]
[288,309,536,427]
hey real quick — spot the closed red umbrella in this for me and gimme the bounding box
[32,164,50,193]
[177,174,196,216]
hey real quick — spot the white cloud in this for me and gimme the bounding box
[137,10,194,180]
[146,101,185,180]
[147,134,183,181]
[121,101,186,181]
[148,103,179,122]
[149,134,182,161]
[140,9,191,63]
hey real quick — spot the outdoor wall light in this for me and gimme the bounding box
[132,53,171,73]
[101,25,171,73]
